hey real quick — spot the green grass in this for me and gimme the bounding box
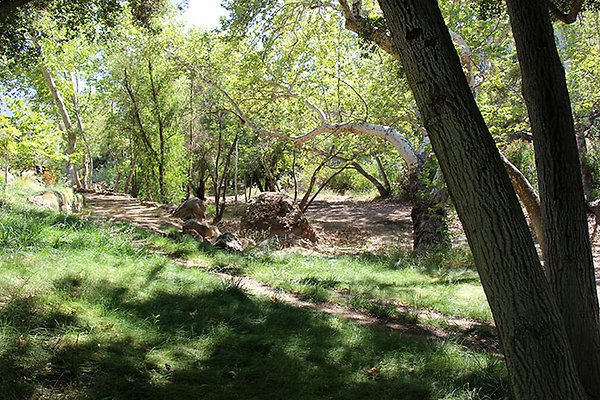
[248,251,491,321]
[0,195,508,399]
[168,247,491,323]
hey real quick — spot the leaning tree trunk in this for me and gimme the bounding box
[378,0,588,399]
[501,153,543,247]
[505,0,600,396]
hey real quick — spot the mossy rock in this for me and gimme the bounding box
[28,188,84,213]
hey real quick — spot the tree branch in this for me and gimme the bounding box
[337,0,398,58]
[547,0,584,24]
[123,68,157,158]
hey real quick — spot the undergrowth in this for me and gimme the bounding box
[0,193,508,399]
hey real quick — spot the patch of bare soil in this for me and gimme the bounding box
[306,196,414,253]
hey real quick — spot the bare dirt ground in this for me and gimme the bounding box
[83,191,600,286]
[306,196,414,252]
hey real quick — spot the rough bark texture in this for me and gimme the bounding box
[377,0,588,398]
[505,0,600,396]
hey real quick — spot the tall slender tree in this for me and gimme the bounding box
[504,0,600,396]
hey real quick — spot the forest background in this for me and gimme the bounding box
[3,0,600,399]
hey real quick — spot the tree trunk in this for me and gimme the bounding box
[505,0,600,396]
[374,155,392,195]
[234,136,239,215]
[408,170,449,255]
[33,36,81,188]
[378,1,588,398]
[299,155,330,211]
[214,134,237,223]
[292,148,298,202]
[196,173,206,200]
[576,130,594,197]
[349,159,390,198]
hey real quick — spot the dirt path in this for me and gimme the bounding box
[83,192,181,235]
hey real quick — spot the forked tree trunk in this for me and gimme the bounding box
[378,0,588,398]
[505,0,600,396]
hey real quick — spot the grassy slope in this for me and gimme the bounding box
[152,238,491,323]
[0,196,508,399]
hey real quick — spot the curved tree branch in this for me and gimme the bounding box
[500,152,543,249]
[338,0,398,58]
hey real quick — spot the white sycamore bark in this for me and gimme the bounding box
[206,78,422,174]
[32,35,81,188]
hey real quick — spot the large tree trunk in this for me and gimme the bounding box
[377,1,588,398]
[505,0,600,396]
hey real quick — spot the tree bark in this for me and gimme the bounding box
[374,155,392,195]
[505,0,600,396]
[377,1,588,398]
[33,35,81,188]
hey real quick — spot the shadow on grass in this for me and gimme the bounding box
[0,277,509,400]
